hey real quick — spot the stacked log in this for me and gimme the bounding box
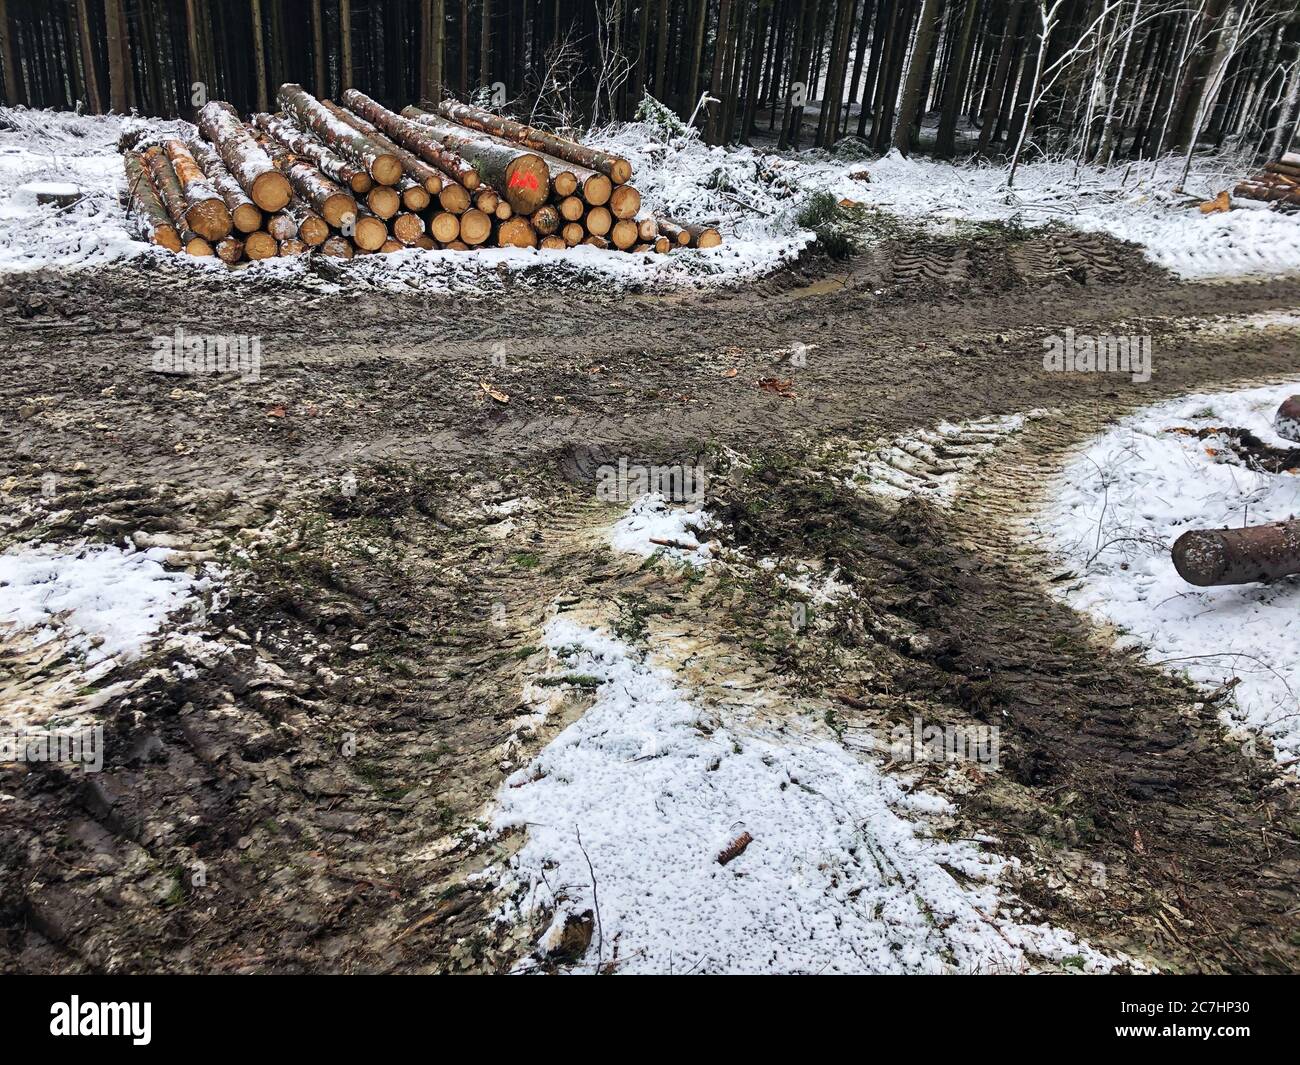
[122,88,723,265]
[1233,151,1300,207]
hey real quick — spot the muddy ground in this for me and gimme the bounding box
[1,222,1298,973]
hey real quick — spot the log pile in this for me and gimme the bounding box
[1233,150,1300,208]
[120,86,722,264]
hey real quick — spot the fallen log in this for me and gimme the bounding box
[266,211,298,241]
[142,146,208,248]
[252,110,373,195]
[278,84,403,185]
[197,100,291,211]
[185,135,263,233]
[431,98,632,184]
[1275,395,1300,443]
[216,236,244,263]
[341,89,480,190]
[657,218,692,246]
[321,98,444,195]
[1173,519,1300,586]
[163,139,232,240]
[399,106,550,214]
[122,152,182,252]
[261,137,356,227]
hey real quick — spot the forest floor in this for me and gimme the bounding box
[2,216,1299,973]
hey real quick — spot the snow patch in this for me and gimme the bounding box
[609,494,717,565]
[0,542,212,672]
[491,617,1131,974]
[1033,381,1300,770]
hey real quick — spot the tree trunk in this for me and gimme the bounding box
[688,0,708,121]
[198,99,292,210]
[340,0,354,90]
[935,0,979,158]
[76,0,103,113]
[654,0,670,101]
[124,152,182,251]
[400,106,551,212]
[1171,0,1232,150]
[480,0,491,88]
[253,110,374,194]
[893,0,939,153]
[976,0,1022,154]
[251,0,269,114]
[185,134,264,232]
[342,88,482,189]
[708,0,734,144]
[279,83,404,183]
[434,98,633,182]
[311,0,326,96]
[163,138,233,240]
[105,0,131,113]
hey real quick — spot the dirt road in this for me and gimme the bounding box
[1,225,1298,973]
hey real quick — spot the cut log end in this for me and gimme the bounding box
[367,185,401,219]
[497,216,538,248]
[459,208,492,246]
[609,184,641,220]
[370,154,404,186]
[232,202,263,233]
[250,170,292,212]
[502,156,550,214]
[429,211,460,243]
[582,173,613,207]
[322,192,358,228]
[352,215,389,251]
[320,235,354,258]
[439,183,471,214]
[184,236,214,257]
[243,231,278,260]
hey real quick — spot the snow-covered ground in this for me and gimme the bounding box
[0,542,212,684]
[2,104,1296,287]
[1034,380,1300,771]
[607,493,717,564]
[491,615,1130,974]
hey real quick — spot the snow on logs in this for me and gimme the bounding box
[197,100,291,212]
[122,89,722,266]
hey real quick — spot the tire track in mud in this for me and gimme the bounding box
[907,392,1300,972]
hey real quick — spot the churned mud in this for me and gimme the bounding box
[2,224,1299,973]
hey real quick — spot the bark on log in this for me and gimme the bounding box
[392,211,426,245]
[261,137,357,226]
[321,98,445,195]
[530,204,561,236]
[399,106,550,214]
[1172,519,1300,586]
[197,100,291,211]
[658,218,692,246]
[216,236,244,263]
[185,135,263,233]
[253,110,373,195]
[432,98,632,184]
[163,138,232,240]
[320,235,354,258]
[277,83,403,184]
[123,152,182,252]
[341,88,480,190]
[143,146,201,240]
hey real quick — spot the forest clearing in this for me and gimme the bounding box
[0,0,1299,1014]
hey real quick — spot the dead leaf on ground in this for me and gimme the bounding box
[723,368,738,378]
[266,405,286,418]
[758,376,796,398]
[480,380,509,404]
